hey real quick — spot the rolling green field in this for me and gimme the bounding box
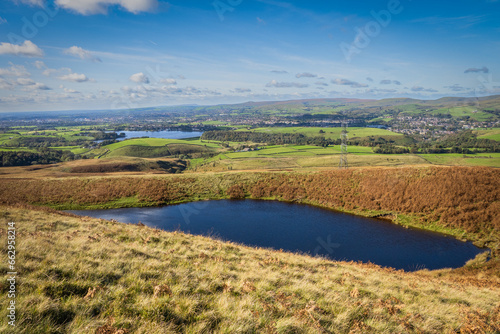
[432,106,492,121]
[475,128,500,141]
[237,127,403,140]
[2,125,499,169]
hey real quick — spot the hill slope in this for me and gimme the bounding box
[1,206,499,333]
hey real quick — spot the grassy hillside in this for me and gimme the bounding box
[92,138,217,159]
[236,127,403,140]
[1,205,499,333]
[475,128,500,141]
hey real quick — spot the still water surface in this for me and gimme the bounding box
[116,130,203,141]
[68,200,485,271]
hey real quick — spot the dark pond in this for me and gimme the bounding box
[116,130,203,141]
[68,200,485,271]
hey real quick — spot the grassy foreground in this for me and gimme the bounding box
[1,205,499,333]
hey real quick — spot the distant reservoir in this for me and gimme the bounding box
[114,130,203,141]
[68,200,485,271]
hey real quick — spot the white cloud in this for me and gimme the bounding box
[464,67,489,73]
[32,82,51,90]
[59,72,89,82]
[233,88,252,93]
[445,84,467,92]
[64,46,102,62]
[43,68,59,76]
[129,72,150,84]
[55,0,159,15]
[16,78,36,85]
[266,80,308,88]
[33,60,47,69]
[0,17,7,24]
[64,87,80,93]
[14,77,51,90]
[0,78,13,90]
[0,40,43,57]
[13,0,44,6]
[159,78,176,85]
[331,78,368,88]
[0,63,30,77]
[380,79,402,85]
[296,72,317,78]
[411,86,438,93]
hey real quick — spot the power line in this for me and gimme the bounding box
[339,120,348,169]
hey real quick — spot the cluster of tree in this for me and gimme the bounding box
[0,149,75,167]
[78,131,125,141]
[373,145,410,154]
[5,136,86,148]
[436,131,500,152]
[202,130,332,147]
[351,135,415,147]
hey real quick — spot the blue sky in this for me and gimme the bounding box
[0,0,499,111]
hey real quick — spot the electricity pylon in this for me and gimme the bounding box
[338,120,348,169]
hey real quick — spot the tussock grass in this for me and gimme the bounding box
[1,206,499,333]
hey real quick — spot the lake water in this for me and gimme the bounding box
[68,200,485,271]
[116,130,203,141]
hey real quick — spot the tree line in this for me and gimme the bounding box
[0,149,76,167]
[201,130,332,147]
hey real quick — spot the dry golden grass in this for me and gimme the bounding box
[1,206,499,333]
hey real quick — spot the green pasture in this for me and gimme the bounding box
[237,126,402,140]
[432,106,492,121]
[475,128,500,141]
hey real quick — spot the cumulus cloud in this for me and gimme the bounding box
[0,78,13,90]
[411,86,438,93]
[55,0,159,15]
[16,78,36,86]
[0,63,30,77]
[270,70,288,74]
[331,78,368,88]
[13,0,44,6]
[380,79,402,85]
[32,82,51,90]
[445,84,467,92]
[33,60,46,69]
[366,88,397,93]
[296,72,317,78]
[64,46,102,62]
[64,87,80,93]
[15,77,51,90]
[0,40,43,57]
[158,78,176,85]
[59,72,89,82]
[266,80,308,88]
[234,88,252,93]
[464,66,489,73]
[366,77,373,82]
[129,72,150,84]
[315,81,328,86]
[120,84,221,100]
